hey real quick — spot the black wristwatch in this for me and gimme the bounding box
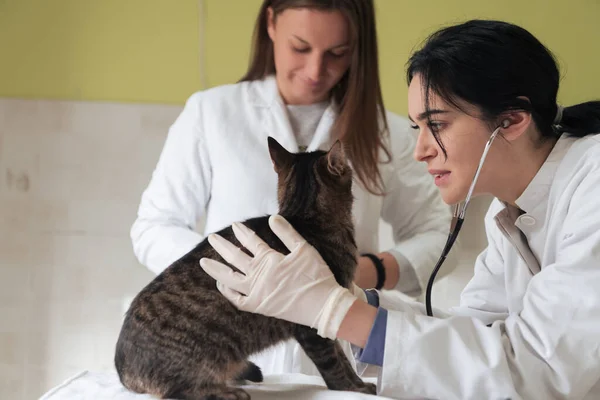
[361,253,386,290]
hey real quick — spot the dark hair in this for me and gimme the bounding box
[240,0,391,195]
[406,19,600,152]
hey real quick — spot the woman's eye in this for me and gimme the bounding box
[428,122,446,131]
[409,124,419,130]
[293,47,310,53]
[329,51,347,59]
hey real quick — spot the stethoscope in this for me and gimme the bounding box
[425,119,510,317]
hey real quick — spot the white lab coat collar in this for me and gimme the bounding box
[492,134,578,275]
[514,133,578,216]
[248,75,340,153]
[492,133,578,221]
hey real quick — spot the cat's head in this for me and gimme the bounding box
[267,136,354,222]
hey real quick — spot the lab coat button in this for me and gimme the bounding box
[520,215,536,226]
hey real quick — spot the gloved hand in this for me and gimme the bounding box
[199,214,359,340]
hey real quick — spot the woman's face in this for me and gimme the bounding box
[408,74,502,205]
[267,7,353,105]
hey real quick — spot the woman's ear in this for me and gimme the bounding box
[498,110,532,142]
[266,7,276,41]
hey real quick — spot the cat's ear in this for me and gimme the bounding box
[268,136,293,173]
[327,140,346,176]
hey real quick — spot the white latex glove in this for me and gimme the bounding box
[351,283,368,303]
[199,214,359,340]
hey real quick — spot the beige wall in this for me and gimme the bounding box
[0,99,182,397]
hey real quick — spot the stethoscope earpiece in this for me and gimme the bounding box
[501,119,510,129]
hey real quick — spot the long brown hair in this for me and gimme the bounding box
[239,0,391,195]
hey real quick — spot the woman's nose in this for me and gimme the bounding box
[306,54,325,81]
[413,129,437,162]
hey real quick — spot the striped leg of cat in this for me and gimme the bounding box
[153,359,254,400]
[294,326,377,395]
[160,364,253,400]
[165,385,250,400]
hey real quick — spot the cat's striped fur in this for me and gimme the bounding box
[114,137,376,399]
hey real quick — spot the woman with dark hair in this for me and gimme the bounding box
[131,0,450,378]
[202,19,600,399]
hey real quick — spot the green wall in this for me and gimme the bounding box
[205,0,600,114]
[1,0,598,112]
[0,0,200,105]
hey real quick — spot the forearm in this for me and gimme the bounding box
[132,220,203,274]
[336,299,378,348]
[355,252,400,290]
[380,252,400,289]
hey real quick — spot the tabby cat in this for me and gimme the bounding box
[114,137,377,399]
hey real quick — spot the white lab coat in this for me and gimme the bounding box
[374,133,600,400]
[130,75,451,376]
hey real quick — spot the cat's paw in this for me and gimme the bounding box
[203,387,251,400]
[348,382,377,395]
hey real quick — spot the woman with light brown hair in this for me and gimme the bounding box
[130,0,451,377]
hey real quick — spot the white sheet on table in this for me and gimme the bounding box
[39,370,393,400]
